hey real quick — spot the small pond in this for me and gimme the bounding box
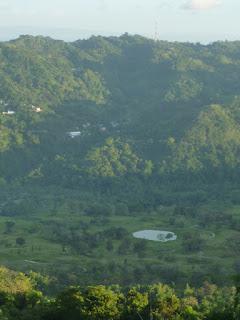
[133,230,177,242]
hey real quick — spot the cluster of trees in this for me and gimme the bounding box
[167,104,240,173]
[0,266,240,320]
[85,138,149,177]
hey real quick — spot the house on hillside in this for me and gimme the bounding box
[2,110,15,115]
[67,131,81,138]
[110,121,119,128]
[32,105,42,113]
[99,124,107,132]
[82,122,91,129]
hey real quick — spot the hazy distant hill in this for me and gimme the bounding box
[0,27,117,41]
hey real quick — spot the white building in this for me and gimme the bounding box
[32,105,42,113]
[67,131,81,138]
[2,110,15,115]
[110,121,119,128]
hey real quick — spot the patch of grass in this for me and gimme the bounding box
[0,194,238,287]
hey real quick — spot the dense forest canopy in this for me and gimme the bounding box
[1,34,240,185]
[0,266,239,320]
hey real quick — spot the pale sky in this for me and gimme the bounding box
[0,0,239,42]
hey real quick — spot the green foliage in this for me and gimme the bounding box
[164,76,202,103]
[0,266,237,320]
[169,104,240,172]
[0,267,32,294]
[86,138,142,177]
[56,286,122,320]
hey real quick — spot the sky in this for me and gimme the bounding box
[0,0,239,42]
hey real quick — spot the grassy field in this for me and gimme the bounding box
[0,190,239,288]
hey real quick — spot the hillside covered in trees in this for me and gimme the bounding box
[1,34,240,187]
[1,35,240,291]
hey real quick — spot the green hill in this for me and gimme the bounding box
[1,35,240,288]
[1,35,240,182]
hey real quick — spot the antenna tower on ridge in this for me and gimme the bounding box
[154,21,160,42]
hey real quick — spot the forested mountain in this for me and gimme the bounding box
[2,35,240,289]
[1,34,240,184]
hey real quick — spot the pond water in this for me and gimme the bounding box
[132,230,177,242]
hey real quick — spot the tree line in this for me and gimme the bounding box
[0,265,240,320]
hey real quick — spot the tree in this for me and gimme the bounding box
[143,160,153,176]
[134,240,147,258]
[149,284,181,320]
[86,138,142,177]
[4,221,15,234]
[57,286,122,320]
[16,237,26,247]
[118,239,131,255]
[124,287,148,320]
[106,240,114,252]
[182,232,205,253]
